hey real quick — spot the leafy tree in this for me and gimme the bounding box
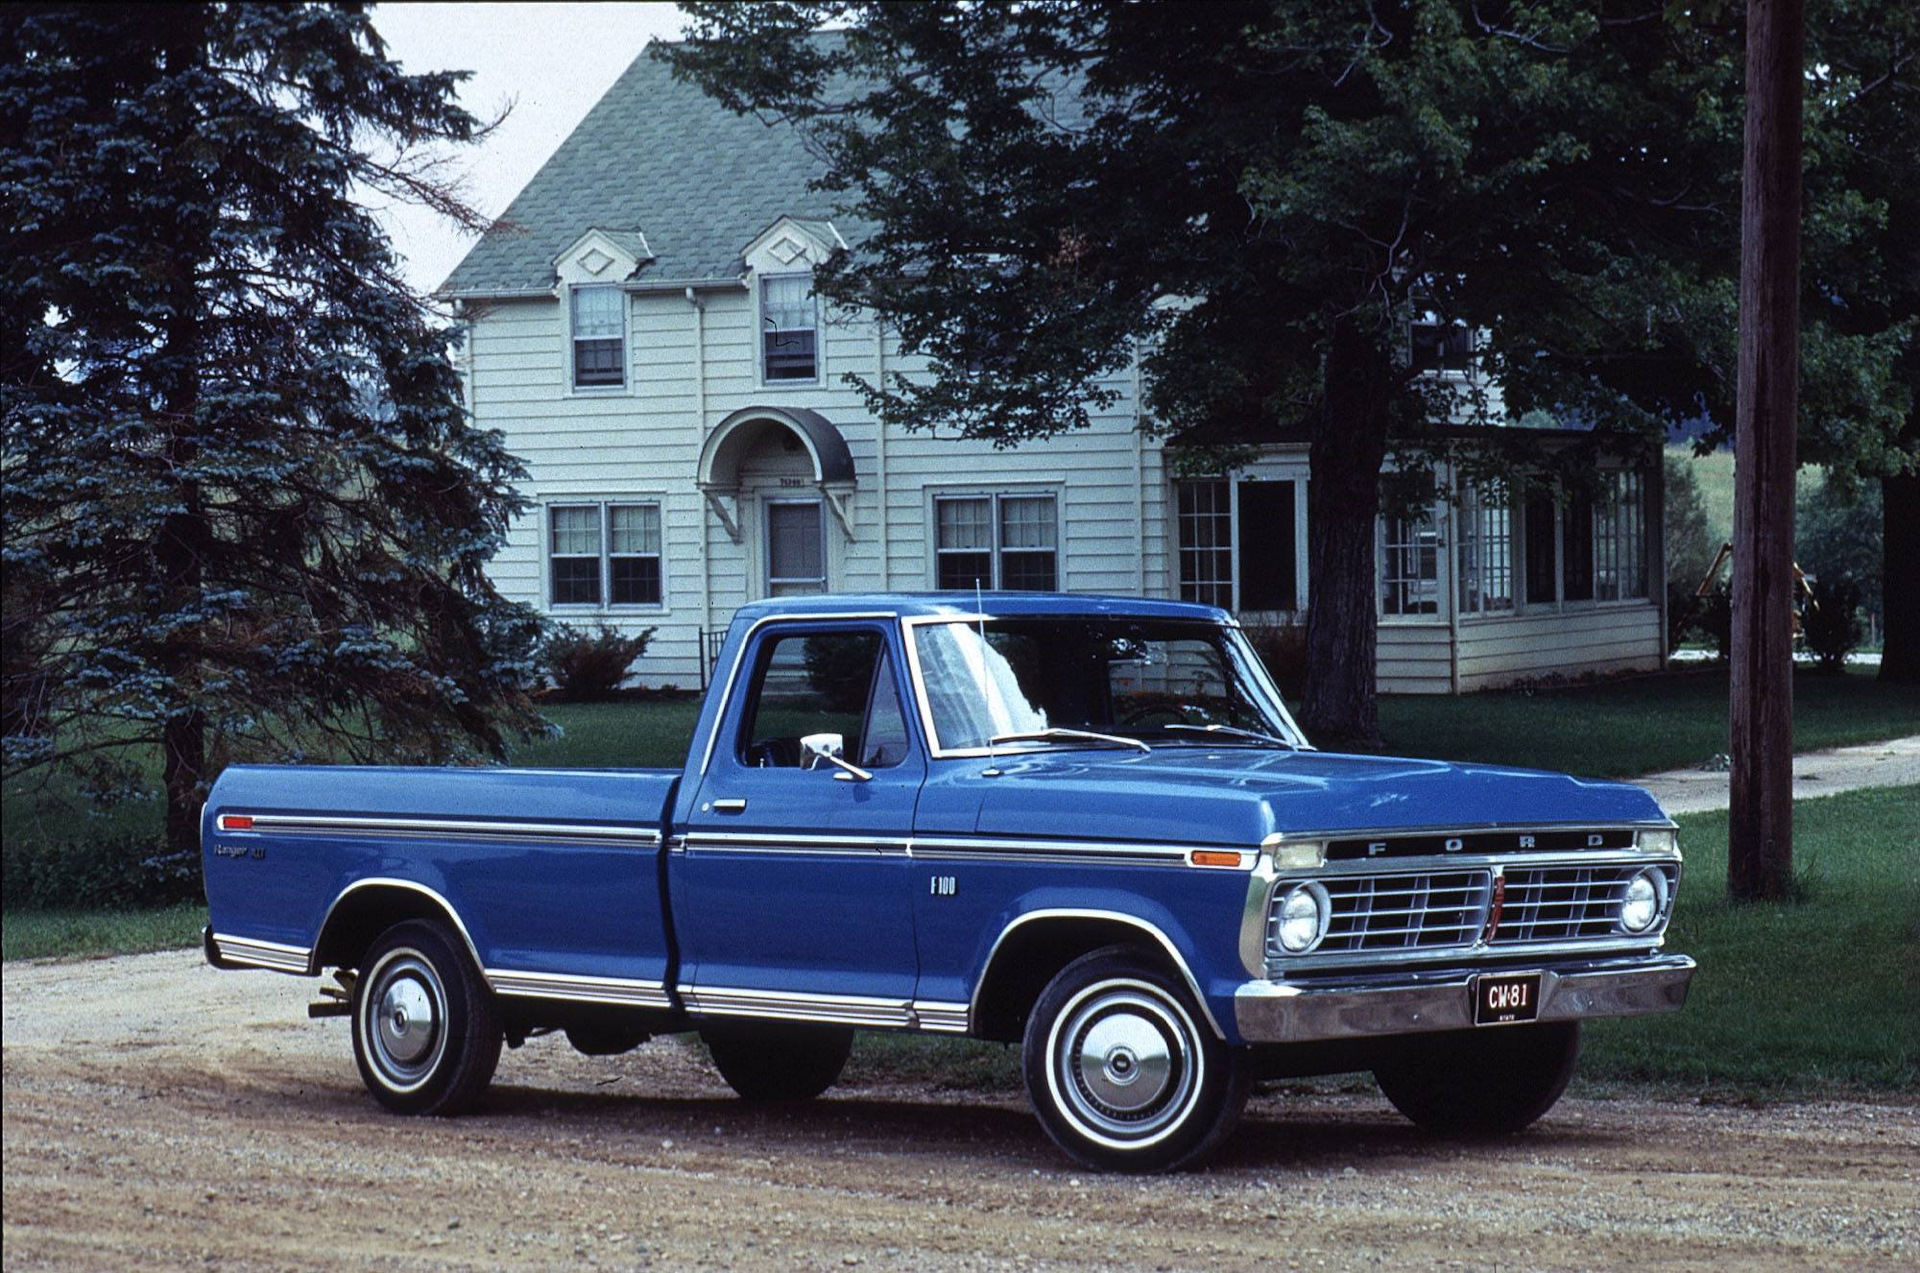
[1,4,545,861]
[665,1,1762,745]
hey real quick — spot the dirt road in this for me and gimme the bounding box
[4,950,1914,1271]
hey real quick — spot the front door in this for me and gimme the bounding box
[765,498,827,597]
[676,621,923,1023]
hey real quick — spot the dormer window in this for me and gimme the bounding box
[761,275,818,381]
[571,285,625,388]
[1409,319,1474,374]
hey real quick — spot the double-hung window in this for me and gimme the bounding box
[548,502,663,607]
[934,493,1057,591]
[761,275,818,381]
[570,286,625,389]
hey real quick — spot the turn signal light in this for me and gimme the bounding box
[218,814,254,831]
[1191,850,1243,868]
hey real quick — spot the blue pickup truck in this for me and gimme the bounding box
[203,593,1692,1171]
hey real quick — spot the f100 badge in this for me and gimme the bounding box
[214,843,266,860]
[928,875,957,897]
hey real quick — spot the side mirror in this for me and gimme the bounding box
[800,732,873,783]
[800,733,844,769]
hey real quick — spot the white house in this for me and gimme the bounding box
[440,49,1665,694]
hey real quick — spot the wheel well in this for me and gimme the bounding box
[970,918,1172,1043]
[313,886,469,973]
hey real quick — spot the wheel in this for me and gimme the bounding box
[1373,1021,1581,1136]
[1022,947,1250,1173]
[703,1022,853,1101]
[350,919,502,1116]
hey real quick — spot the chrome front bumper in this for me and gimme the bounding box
[1233,954,1695,1044]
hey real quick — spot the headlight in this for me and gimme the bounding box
[1638,828,1678,855]
[1619,868,1668,933]
[1274,881,1330,953]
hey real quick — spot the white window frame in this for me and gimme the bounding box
[929,490,1061,592]
[1515,470,1654,614]
[1378,508,1445,621]
[545,499,666,611]
[1175,478,1235,610]
[1172,477,1310,615]
[758,272,821,386]
[1456,481,1517,618]
[568,285,628,393]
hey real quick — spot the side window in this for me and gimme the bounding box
[738,630,911,770]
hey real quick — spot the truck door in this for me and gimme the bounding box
[676,620,924,1021]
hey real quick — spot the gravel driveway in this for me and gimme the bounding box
[4,949,1915,1271]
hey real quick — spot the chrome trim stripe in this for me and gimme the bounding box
[683,831,913,856]
[485,969,673,1008]
[696,611,901,781]
[912,1000,972,1033]
[231,813,660,846]
[210,933,313,975]
[972,909,1226,1040]
[682,830,1240,868]
[679,984,917,1029]
[1267,848,1682,876]
[912,836,1191,866]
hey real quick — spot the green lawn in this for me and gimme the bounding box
[2,900,207,963]
[1378,666,1918,778]
[1581,784,1918,1094]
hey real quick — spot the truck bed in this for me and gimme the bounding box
[202,764,678,987]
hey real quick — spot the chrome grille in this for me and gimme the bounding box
[1492,864,1677,945]
[1289,871,1487,954]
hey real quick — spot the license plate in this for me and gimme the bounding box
[1473,972,1543,1026]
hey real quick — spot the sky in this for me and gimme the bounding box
[368,2,691,294]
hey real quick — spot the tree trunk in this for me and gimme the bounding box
[1299,318,1392,749]
[1728,0,1804,902]
[1882,465,1920,683]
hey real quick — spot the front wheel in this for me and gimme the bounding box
[1023,948,1249,1172]
[351,919,502,1116]
[1373,1021,1580,1136]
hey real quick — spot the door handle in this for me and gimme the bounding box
[711,798,747,814]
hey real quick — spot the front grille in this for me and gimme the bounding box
[1290,871,1487,954]
[1268,860,1678,961]
[1492,864,1677,945]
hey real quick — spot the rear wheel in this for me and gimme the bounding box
[1373,1021,1581,1136]
[1022,948,1249,1172]
[703,1022,853,1101]
[351,919,501,1116]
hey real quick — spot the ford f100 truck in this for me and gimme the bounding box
[203,593,1693,1171]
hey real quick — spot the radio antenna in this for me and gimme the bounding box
[977,579,998,776]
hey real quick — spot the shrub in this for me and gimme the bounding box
[542,624,655,702]
[1,830,201,911]
[803,633,878,712]
[1694,584,1733,661]
[1802,577,1864,672]
[1240,616,1308,700]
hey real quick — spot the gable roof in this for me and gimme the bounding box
[439,45,835,297]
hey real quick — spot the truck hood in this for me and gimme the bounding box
[966,746,1667,846]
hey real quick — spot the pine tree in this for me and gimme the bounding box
[2,4,545,861]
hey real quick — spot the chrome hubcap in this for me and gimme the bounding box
[1051,982,1198,1144]
[379,977,436,1066]
[362,951,447,1091]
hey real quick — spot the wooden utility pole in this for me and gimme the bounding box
[1729,0,1804,900]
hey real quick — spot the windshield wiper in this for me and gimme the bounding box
[1162,723,1299,749]
[989,727,1152,754]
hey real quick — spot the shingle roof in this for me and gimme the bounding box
[439,45,835,296]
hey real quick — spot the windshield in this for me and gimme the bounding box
[908,616,1306,754]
